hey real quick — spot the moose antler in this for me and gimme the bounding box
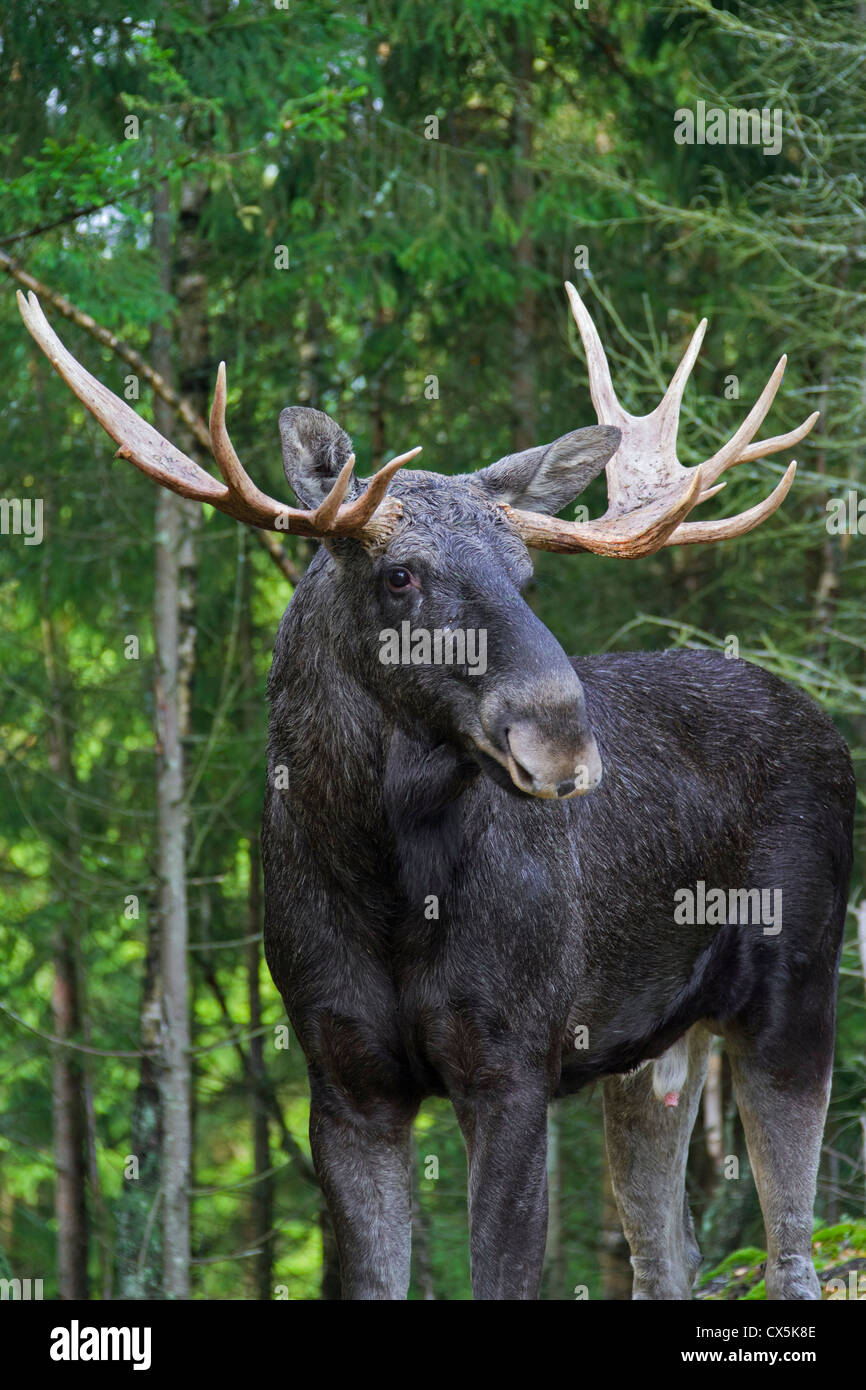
[15,290,420,544]
[504,282,817,557]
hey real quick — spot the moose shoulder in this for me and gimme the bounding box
[19,282,854,1302]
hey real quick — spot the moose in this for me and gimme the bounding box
[19,282,854,1301]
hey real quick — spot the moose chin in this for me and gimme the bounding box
[18,280,854,1302]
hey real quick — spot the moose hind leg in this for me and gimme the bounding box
[723,825,846,1300]
[602,1025,711,1299]
[727,1046,830,1300]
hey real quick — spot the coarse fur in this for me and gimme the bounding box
[262,441,855,1302]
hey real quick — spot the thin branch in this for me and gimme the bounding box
[0,1000,158,1058]
[0,138,268,248]
[0,194,137,248]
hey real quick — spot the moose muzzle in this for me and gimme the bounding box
[501,714,602,799]
[477,684,602,801]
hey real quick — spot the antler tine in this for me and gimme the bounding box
[667,462,797,546]
[564,281,625,424]
[653,317,708,456]
[209,362,296,525]
[338,447,423,529]
[209,361,241,488]
[699,356,787,487]
[718,411,820,470]
[310,454,357,529]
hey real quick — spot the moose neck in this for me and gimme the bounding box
[269,551,479,903]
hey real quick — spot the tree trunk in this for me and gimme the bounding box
[50,940,88,1298]
[152,178,196,1300]
[40,485,89,1300]
[115,934,163,1299]
[509,40,537,452]
[246,846,274,1299]
[240,543,275,1299]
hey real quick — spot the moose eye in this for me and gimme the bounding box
[386,566,415,593]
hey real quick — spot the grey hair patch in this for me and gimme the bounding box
[651,1038,690,1106]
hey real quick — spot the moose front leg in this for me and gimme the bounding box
[453,1081,550,1300]
[309,1077,417,1300]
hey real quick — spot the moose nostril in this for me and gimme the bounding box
[557,778,576,798]
[511,755,536,786]
[503,728,535,786]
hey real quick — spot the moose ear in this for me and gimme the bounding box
[279,406,361,509]
[466,425,621,515]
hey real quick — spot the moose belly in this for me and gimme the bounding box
[390,811,763,1101]
[390,878,739,1103]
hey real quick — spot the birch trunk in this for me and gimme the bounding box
[152,178,195,1300]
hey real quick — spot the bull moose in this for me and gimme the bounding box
[18,281,854,1300]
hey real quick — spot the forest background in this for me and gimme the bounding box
[0,0,864,1300]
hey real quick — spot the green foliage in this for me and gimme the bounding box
[699,1223,866,1300]
[0,0,863,1300]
